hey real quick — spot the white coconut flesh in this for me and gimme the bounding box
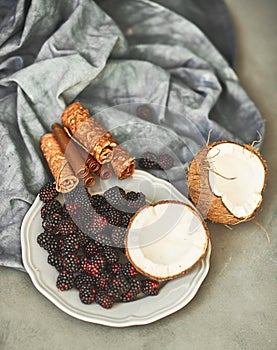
[125,201,209,281]
[207,143,266,218]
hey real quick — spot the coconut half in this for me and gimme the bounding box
[125,200,209,281]
[187,141,267,224]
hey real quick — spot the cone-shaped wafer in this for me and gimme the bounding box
[40,133,79,193]
[52,123,90,179]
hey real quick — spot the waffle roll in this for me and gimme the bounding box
[111,145,136,180]
[95,163,113,180]
[62,102,115,164]
[40,133,79,193]
[52,123,90,179]
[61,102,136,179]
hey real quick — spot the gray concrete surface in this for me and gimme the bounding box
[0,1,276,349]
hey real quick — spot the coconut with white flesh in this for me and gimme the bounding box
[187,141,267,224]
[125,200,209,281]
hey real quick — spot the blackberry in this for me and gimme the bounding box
[47,253,64,272]
[105,208,123,227]
[120,279,141,302]
[128,279,141,294]
[91,197,111,217]
[46,237,59,253]
[120,289,139,302]
[90,194,107,212]
[79,284,97,304]
[37,232,58,253]
[138,152,159,170]
[59,234,80,254]
[64,187,88,217]
[108,262,122,275]
[85,215,108,238]
[111,227,126,248]
[56,271,74,291]
[120,212,133,228]
[41,218,54,232]
[75,229,89,247]
[122,262,139,279]
[107,274,130,298]
[64,201,81,217]
[39,182,58,203]
[94,229,113,246]
[37,232,51,250]
[62,253,81,273]
[41,200,62,219]
[140,279,160,296]
[103,246,119,265]
[81,254,106,278]
[95,291,115,309]
[96,271,110,291]
[64,184,89,203]
[71,185,90,204]
[74,273,95,290]
[136,104,154,120]
[125,191,146,212]
[84,240,101,257]
[57,219,78,237]
[45,211,63,229]
[103,186,127,210]
[157,154,174,170]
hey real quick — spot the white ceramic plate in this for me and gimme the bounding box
[21,170,211,327]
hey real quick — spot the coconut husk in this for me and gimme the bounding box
[187,141,267,224]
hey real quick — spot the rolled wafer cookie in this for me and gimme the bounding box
[61,102,90,134]
[111,145,136,180]
[40,133,79,193]
[62,102,115,164]
[85,153,101,174]
[95,163,113,180]
[61,102,136,179]
[52,123,90,179]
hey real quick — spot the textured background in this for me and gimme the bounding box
[0,0,276,349]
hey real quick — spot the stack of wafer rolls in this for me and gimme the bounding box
[40,134,79,193]
[62,102,136,180]
[40,102,135,193]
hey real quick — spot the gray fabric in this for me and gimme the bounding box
[0,0,264,271]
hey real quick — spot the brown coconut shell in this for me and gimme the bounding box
[187,141,267,225]
[125,200,210,281]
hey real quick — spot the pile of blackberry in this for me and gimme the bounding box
[138,152,174,170]
[37,182,161,309]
